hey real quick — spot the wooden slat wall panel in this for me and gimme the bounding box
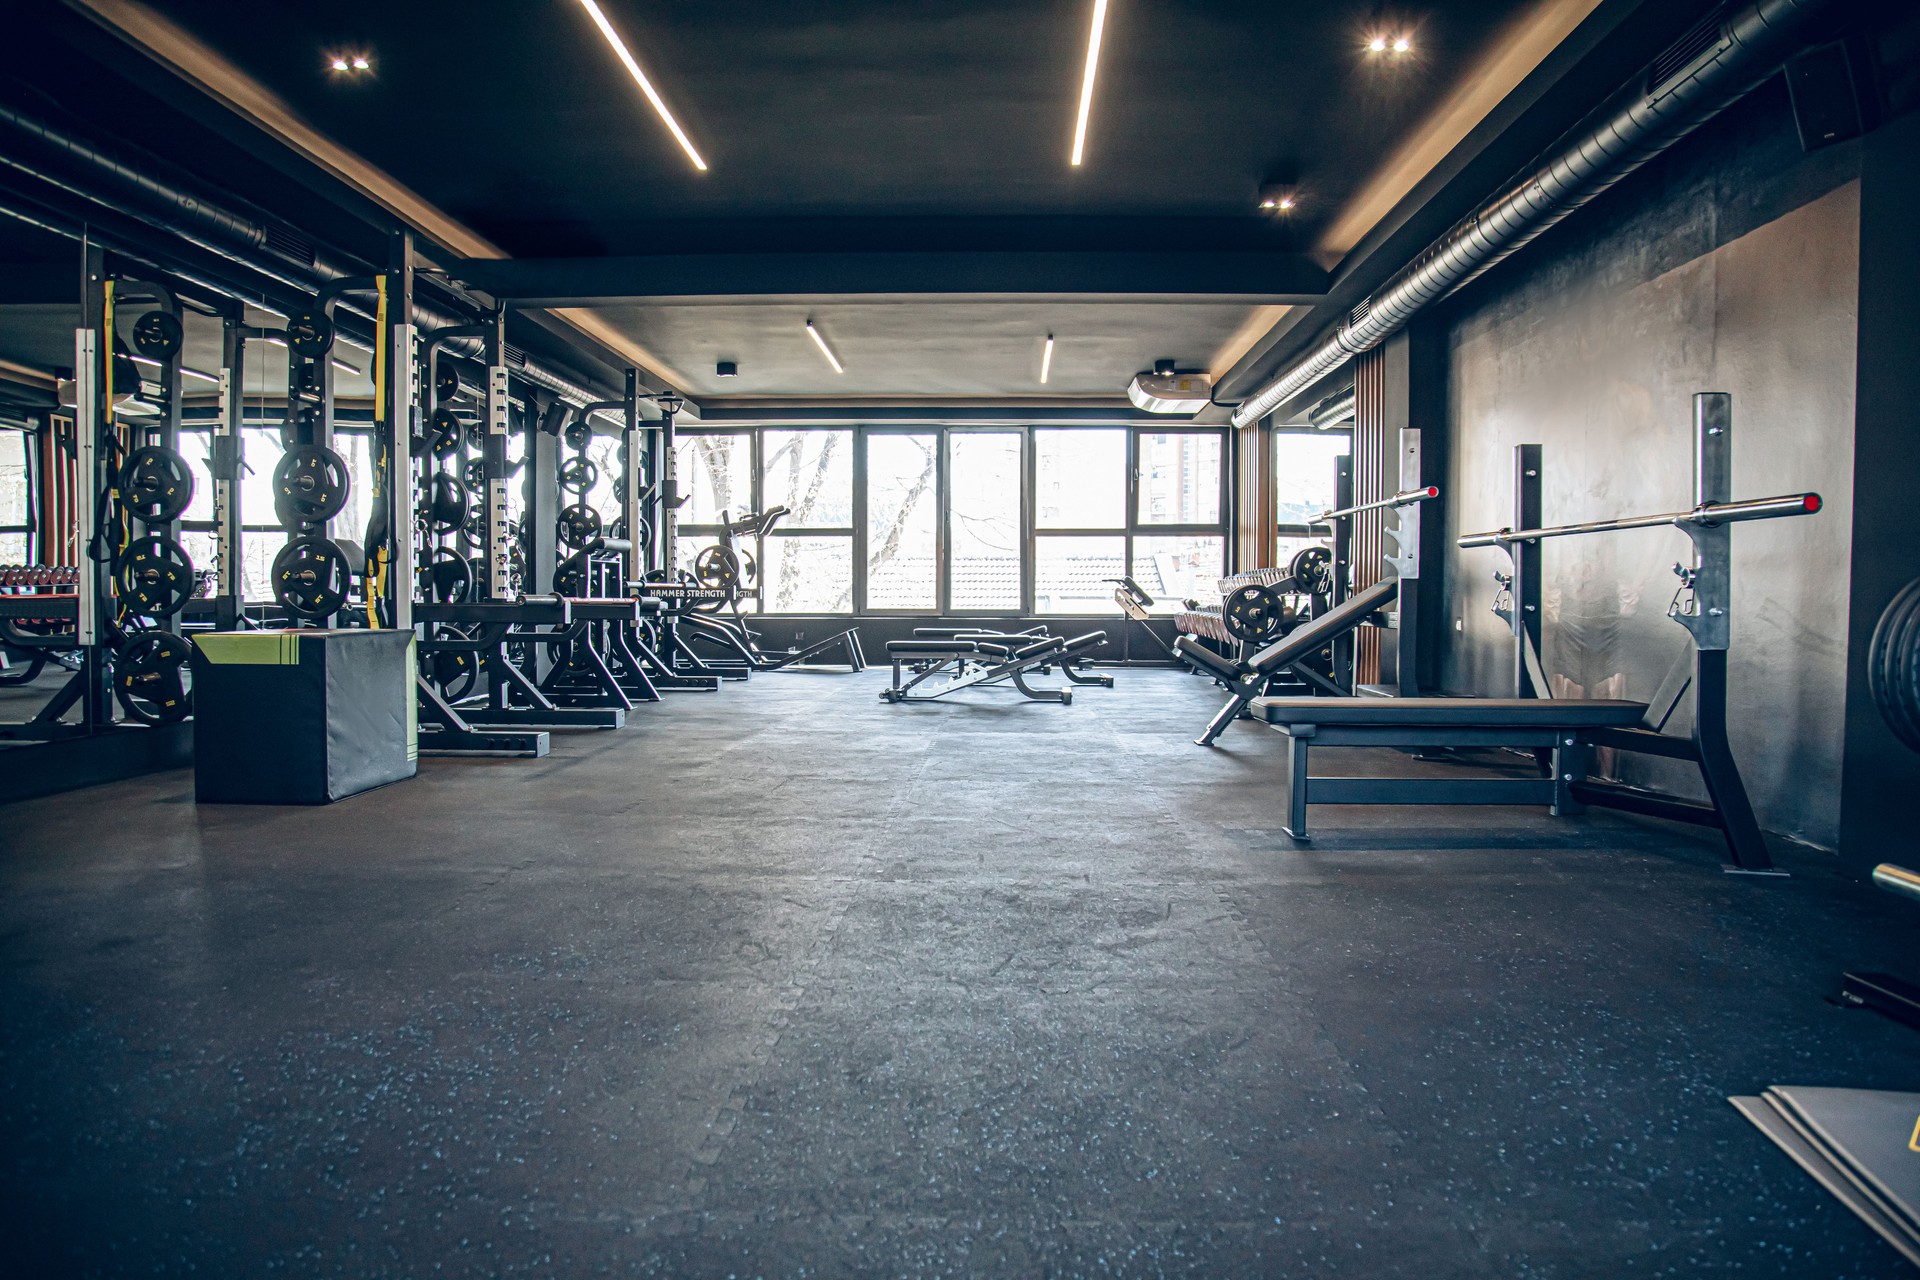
[38,416,77,568]
[1351,348,1389,685]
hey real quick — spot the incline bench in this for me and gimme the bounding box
[1175,577,1398,745]
[1250,695,1647,840]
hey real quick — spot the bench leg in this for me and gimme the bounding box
[1195,689,1253,747]
[1550,735,1588,816]
[1282,733,1311,841]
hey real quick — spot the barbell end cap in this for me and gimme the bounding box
[1802,493,1822,513]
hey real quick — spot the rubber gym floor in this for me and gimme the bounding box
[0,667,1913,1278]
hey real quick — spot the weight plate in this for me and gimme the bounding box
[115,535,195,618]
[1289,545,1335,596]
[557,503,602,549]
[464,458,488,493]
[418,548,475,605]
[1222,584,1283,644]
[562,415,593,452]
[1870,578,1920,753]
[435,361,463,403]
[272,445,351,525]
[113,632,193,725]
[285,310,334,358]
[272,538,351,618]
[131,310,183,360]
[118,445,195,523]
[425,473,470,535]
[428,406,465,459]
[558,455,598,494]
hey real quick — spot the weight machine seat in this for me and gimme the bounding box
[888,639,981,656]
[1177,577,1399,681]
[1250,696,1648,728]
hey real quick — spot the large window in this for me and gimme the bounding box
[1273,429,1352,573]
[0,428,29,564]
[864,433,937,611]
[657,424,1227,615]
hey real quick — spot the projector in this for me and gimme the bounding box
[1127,368,1211,414]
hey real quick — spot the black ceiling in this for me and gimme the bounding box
[133,0,1539,256]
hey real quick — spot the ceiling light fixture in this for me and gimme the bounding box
[806,321,844,374]
[352,55,370,69]
[330,57,349,72]
[1393,36,1412,53]
[1069,0,1110,166]
[1367,36,1387,53]
[576,0,709,171]
[129,353,220,384]
[1040,334,1055,384]
[1258,183,1298,213]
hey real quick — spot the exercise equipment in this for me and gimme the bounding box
[879,630,1107,705]
[117,445,194,523]
[112,631,192,725]
[272,538,352,619]
[1249,394,1816,871]
[115,535,196,617]
[272,446,351,525]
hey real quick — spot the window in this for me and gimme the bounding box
[865,433,937,611]
[0,428,30,564]
[947,432,1022,611]
[1137,432,1222,526]
[676,433,752,526]
[1133,535,1225,611]
[1035,535,1125,613]
[1273,429,1351,574]
[1035,429,1125,529]
[761,431,851,613]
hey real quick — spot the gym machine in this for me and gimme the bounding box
[1251,393,1819,871]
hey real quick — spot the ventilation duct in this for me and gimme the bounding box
[1230,0,1840,429]
[1306,387,1356,430]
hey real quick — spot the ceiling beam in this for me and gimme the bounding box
[450,252,1329,307]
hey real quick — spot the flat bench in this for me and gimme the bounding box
[1251,695,1650,840]
[881,630,1107,705]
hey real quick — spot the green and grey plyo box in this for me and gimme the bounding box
[191,629,418,804]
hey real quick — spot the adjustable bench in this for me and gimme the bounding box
[1176,577,1399,745]
[879,631,1107,705]
[1251,695,1649,840]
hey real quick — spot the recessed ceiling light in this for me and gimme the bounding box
[1393,36,1411,53]
[1258,184,1298,214]
[715,360,738,378]
[576,0,708,172]
[1040,335,1055,384]
[330,57,349,72]
[806,321,844,374]
[352,55,370,69]
[1069,0,1110,167]
[1367,36,1387,53]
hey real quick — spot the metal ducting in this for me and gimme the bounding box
[1230,0,1840,429]
[1306,387,1355,430]
[0,101,619,410]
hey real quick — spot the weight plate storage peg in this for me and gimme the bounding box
[272,538,351,618]
[115,535,195,617]
[131,309,183,360]
[557,503,602,549]
[272,445,351,524]
[113,632,193,725]
[118,445,195,523]
[1222,584,1283,644]
[285,309,334,358]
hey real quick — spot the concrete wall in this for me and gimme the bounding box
[1437,88,1861,850]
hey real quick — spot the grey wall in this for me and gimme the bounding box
[1436,87,1862,850]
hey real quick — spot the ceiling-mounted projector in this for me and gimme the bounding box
[1127,365,1211,414]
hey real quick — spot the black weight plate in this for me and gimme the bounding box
[115,535,195,617]
[694,545,740,591]
[113,632,193,725]
[285,310,334,358]
[1289,545,1335,596]
[418,548,475,605]
[118,445,195,523]
[427,472,470,534]
[1222,584,1282,643]
[435,360,463,403]
[272,445,351,524]
[428,407,465,459]
[563,415,593,452]
[557,503,601,549]
[1870,578,1920,752]
[464,458,488,492]
[131,310,183,360]
[272,538,351,618]
[558,455,598,494]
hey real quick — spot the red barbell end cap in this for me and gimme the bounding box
[1804,493,1822,513]
[1425,486,1439,496]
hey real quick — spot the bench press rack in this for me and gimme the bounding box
[1251,393,1820,872]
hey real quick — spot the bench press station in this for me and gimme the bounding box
[1244,394,1821,871]
[878,629,1108,705]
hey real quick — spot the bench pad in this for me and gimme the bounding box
[888,639,978,656]
[1251,696,1648,728]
